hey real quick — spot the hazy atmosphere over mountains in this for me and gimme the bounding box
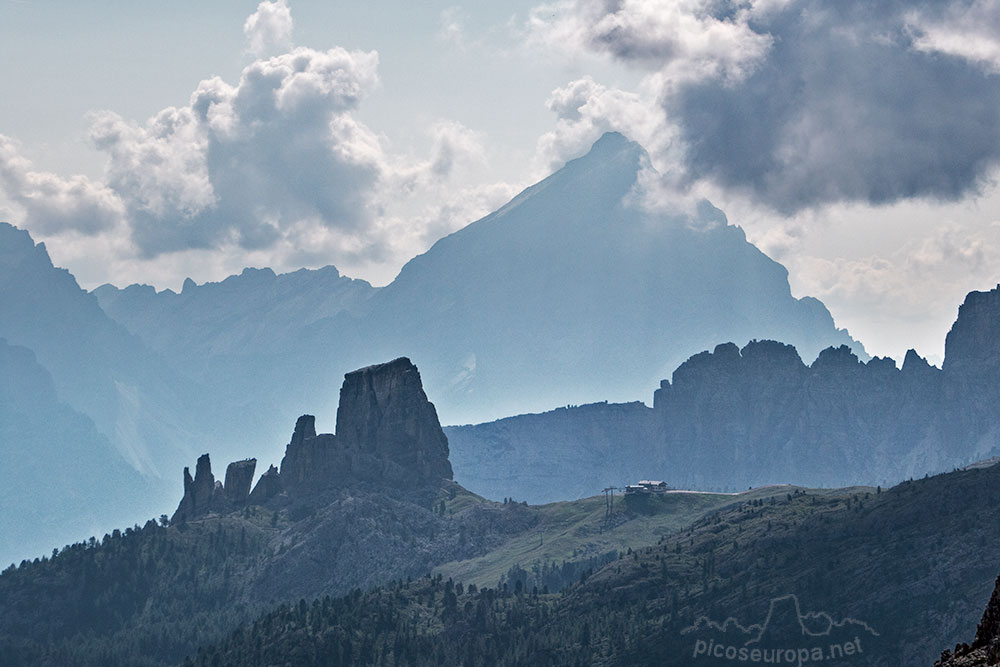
[4,1,1000,666]
[1,132,865,564]
[94,132,862,426]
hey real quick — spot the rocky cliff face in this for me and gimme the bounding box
[654,340,946,489]
[449,286,1000,500]
[336,358,453,482]
[223,459,257,506]
[174,358,452,519]
[936,575,1000,666]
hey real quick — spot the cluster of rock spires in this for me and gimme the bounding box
[936,575,1000,666]
[172,358,452,522]
[651,285,1000,489]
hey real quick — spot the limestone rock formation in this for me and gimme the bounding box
[280,358,452,493]
[944,288,1000,378]
[248,465,282,504]
[223,459,256,506]
[279,417,339,495]
[337,358,453,482]
[451,285,1000,500]
[173,455,259,521]
[174,357,453,517]
[173,454,217,522]
[450,336,958,502]
[936,575,1000,666]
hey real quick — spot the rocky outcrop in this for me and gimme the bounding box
[248,464,282,504]
[223,459,256,506]
[936,575,1000,666]
[173,455,259,521]
[978,577,1000,657]
[649,339,949,489]
[280,358,452,494]
[336,358,453,482]
[944,287,1000,378]
[175,358,453,516]
[173,454,217,522]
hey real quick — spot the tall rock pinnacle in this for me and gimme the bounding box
[336,357,453,482]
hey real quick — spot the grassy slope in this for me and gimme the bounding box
[433,484,873,588]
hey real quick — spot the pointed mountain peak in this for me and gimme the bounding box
[588,131,641,155]
[474,130,648,227]
[567,131,648,173]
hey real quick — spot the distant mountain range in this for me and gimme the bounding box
[449,286,1000,502]
[0,223,218,565]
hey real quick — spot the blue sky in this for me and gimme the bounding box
[4,0,1000,364]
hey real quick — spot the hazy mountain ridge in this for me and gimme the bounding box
[449,287,1000,502]
[0,222,200,477]
[93,265,374,387]
[90,131,862,440]
[0,338,151,566]
[445,401,657,503]
[0,223,220,565]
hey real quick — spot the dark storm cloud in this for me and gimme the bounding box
[543,0,1000,211]
[668,0,1000,211]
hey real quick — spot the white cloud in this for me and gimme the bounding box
[535,75,669,169]
[906,0,1000,74]
[525,0,774,87]
[86,46,383,256]
[748,203,1000,364]
[244,0,294,58]
[438,7,470,50]
[0,135,124,235]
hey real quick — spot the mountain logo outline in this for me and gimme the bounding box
[682,593,880,647]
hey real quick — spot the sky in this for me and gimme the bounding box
[3,0,1000,365]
